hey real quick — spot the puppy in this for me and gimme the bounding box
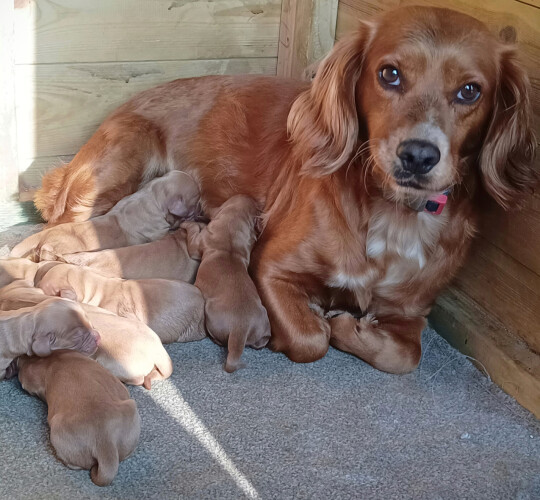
[0,257,39,288]
[0,280,172,387]
[37,263,206,344]
[0,281,99,380]
[182,195,270,372]
[83,304,173,388]
[11,170,201,261]
[16,351,141,486]
[60,225,204,281]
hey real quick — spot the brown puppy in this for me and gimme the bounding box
[0,281,173,387]
[16,351,141,486]
[11,170,201,261]
[60,225,204,281]
[37,263,206,344]
[0,280,99,380]
[182,195,270,372]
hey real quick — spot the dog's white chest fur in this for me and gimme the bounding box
[327,203,447,297]
[365,206,446,269]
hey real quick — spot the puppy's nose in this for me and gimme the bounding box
[397,140,440,174]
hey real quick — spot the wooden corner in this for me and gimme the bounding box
[277,0,338,80]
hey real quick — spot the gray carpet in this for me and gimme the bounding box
[0,222,539,500]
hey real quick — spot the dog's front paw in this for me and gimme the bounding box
[358,312,378,328]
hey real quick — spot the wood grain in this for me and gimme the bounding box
[452,237,540,353]
[277,0,338,79]
[477,193,540,277]
[14,0,282,64]
[15,57,277,161]
[430,286,540,419]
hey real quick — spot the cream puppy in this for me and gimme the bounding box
[83,303,173,388]
[11,170,201,261]
[0,280,172,387]
[37,263,206,344]
[0,257,44,288]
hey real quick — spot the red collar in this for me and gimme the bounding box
[404,189,451,215]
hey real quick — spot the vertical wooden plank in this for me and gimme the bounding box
[277,0,338,80]
[0,0,19,201]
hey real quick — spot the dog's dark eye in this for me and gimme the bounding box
[456,83,481,103]
[379,66,401,87]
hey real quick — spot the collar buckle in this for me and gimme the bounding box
[424,191,450,215]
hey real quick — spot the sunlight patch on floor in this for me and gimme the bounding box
[151,380,260,499]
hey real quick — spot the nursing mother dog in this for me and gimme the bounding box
[34,7,537,374]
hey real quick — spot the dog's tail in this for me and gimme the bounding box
[225,330,248,373]
[90,444,119,487]
[34,160,96,224]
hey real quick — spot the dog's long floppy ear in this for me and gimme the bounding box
[479,47,538,209]
[287,23,375,177]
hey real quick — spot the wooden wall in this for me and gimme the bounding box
[5,0,282,200]
[336,0,540,416]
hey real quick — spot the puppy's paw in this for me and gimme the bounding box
[248,334,270,350]
[180,221,203,234]
[142,364,169,390]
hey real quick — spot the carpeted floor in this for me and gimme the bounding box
[0,221,538,500]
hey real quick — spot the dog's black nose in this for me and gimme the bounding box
[397,140,440,174]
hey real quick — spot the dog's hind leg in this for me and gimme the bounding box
[35,112,168,225]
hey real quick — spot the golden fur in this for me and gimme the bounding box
[33,7,537,373]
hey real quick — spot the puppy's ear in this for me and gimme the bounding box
[32,332,52,357]
[165,197,190,227]
[287,22,375,176]
[479,47,538,209]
